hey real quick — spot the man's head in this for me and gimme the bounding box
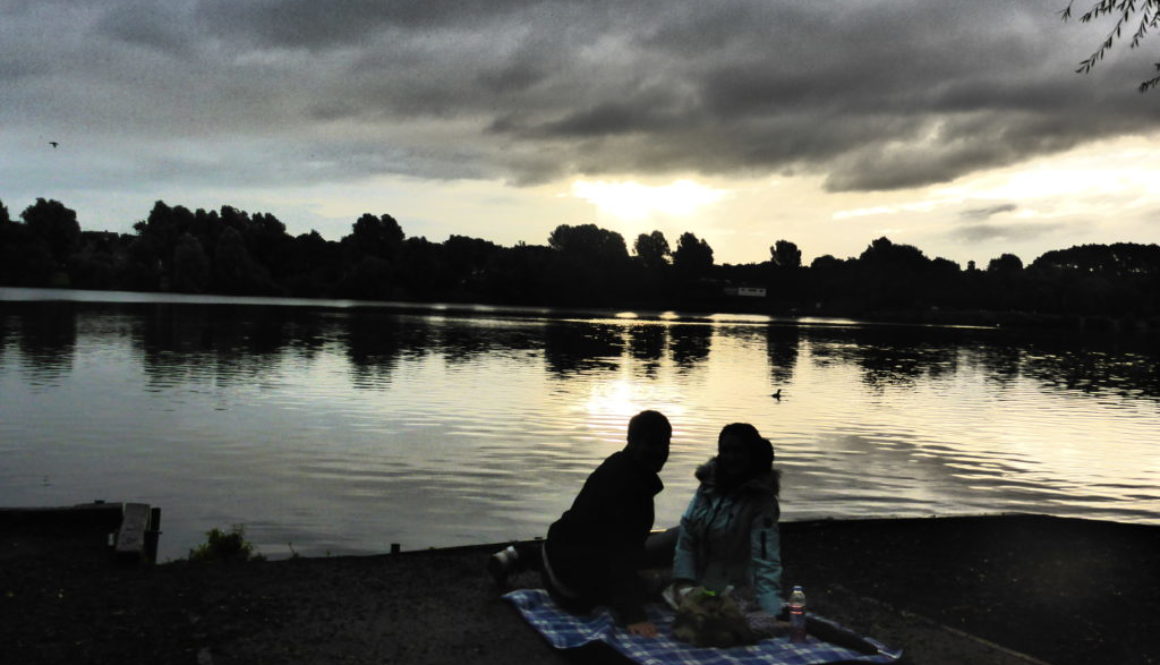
[625,409,671,473]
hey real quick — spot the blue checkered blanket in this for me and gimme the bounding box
[504,589,902,665]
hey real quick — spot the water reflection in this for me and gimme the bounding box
[133,304,325,389]
[11,302,77,385]
[3,298,1159,404]
[544,321,624,376]
[670,324,711,369]
[342,310,421,388]
[766,326,799,384]
[3,294,1160,561]
[808,326,963,388]
[1018,336,1160,399]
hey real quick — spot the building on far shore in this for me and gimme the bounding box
[723,285,767,298]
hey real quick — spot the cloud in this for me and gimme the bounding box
[953,221,1067,244]
[960,203,1018,220]
[5,0,1160,193]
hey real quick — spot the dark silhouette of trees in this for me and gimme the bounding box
[770,240,802,269]
[673,232,714,279]
[171,233,211,293]
[3,194,1159,327]
[546,223,632,305]
[22,199,81,272]
[634,231,671,270]
[987,253,1024,274]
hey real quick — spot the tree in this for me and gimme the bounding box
[770,240,802,269]
[987,253,1024,274]
[348,213,405,260]
[171,233,211,293]
[858,237,931,271]
[21,198,81,266]
[633,230,671,270]
[672,232,714,279]
[213,226,275,295]
[1063,0,1160,92]
[548,223,629,263]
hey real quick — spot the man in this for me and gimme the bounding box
[489,409,671,637]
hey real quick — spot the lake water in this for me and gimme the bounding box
[2,287,1159,562]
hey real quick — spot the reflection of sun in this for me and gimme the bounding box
[584,379,640,419]
[582,376,687,427]
[571,179,728,221]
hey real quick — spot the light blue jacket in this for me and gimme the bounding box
[672,459,783,615]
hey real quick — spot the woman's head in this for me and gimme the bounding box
[716,423,773,486]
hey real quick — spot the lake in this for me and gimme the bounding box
[2,287,1158,562]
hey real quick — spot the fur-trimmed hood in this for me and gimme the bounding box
[694,457,780,498]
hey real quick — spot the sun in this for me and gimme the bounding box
[570,179,729,221]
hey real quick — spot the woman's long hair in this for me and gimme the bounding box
[715,422,779,496]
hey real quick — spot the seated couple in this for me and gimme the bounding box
[488,410,784,638]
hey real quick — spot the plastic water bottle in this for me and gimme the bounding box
[788,585,807,643]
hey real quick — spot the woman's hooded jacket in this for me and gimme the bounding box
[672,458,783,615]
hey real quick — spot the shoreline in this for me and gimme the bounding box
[7,285,1160,334]
[3,511,1157,664]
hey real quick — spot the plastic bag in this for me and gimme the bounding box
[671,586,758,648]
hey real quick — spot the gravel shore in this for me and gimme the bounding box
[3,512,1156,665]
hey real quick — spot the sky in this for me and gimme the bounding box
[3,0,1160,267]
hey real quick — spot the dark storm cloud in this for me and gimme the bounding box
[6,0,1158,190]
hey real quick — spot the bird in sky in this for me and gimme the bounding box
[49,141,59,148]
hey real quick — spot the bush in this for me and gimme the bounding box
[188,525,264,563]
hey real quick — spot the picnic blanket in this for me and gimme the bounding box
[503,588,902,665]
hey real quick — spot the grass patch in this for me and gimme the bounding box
[188,525,264,563]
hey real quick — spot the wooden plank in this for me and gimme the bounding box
[0,502,123,529]
[115,503,151,563]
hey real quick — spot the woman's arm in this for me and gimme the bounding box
[749,510,784,615]
[672,488,703,583]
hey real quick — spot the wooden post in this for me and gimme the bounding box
[144,507,162,564]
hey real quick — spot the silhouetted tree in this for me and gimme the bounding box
[172,232,211,293]
[549,223,629,263]
[988,253,1024,274]
[0,199,53,286]
[348,213,405,260]
[444,235,502,296]
[634,230,671,270]
[212,226,276,295]
[546,224,632,304]
[673,232,714,281]
[22,198,81,270]
[770,240,802,269]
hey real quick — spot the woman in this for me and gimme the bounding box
[669,422,783,618]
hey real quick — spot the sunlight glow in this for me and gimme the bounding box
[571,179,729,220]
[584,379,642,420]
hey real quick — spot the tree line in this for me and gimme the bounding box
[2,196,1159,325]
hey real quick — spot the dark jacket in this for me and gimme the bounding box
[673,458,783,614]
[545,450,663,624]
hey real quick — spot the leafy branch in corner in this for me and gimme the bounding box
[1062,0,1160,91]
